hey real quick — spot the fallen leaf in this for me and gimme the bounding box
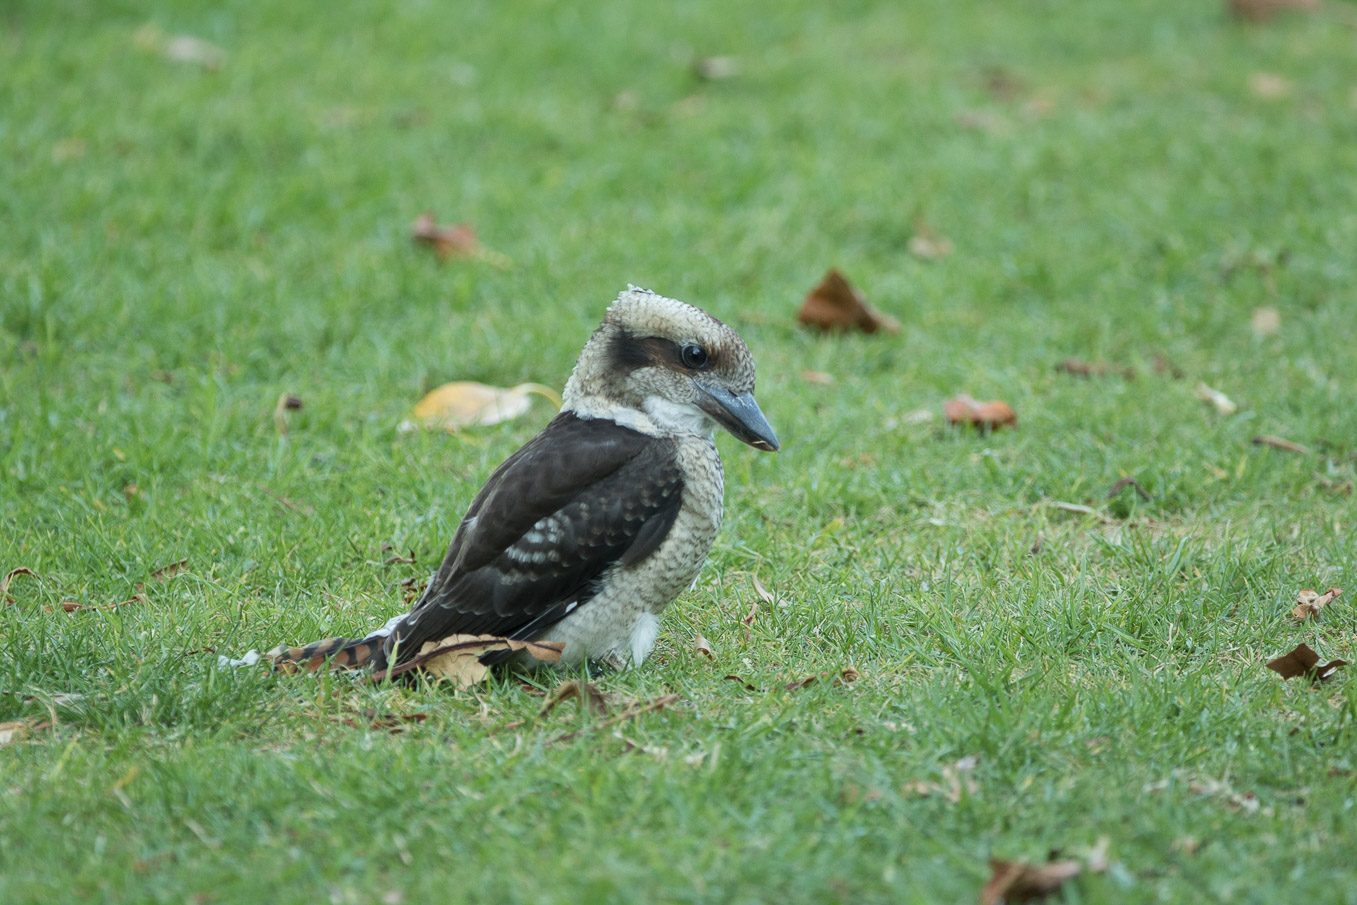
[723,674,759,691]
[1228,0,1319,22]
[981,859,1082,905]
[0,718,54,747]
[796,270,900,334]
[1,567,37,604]
[366,634,564,687]
[1194,383,1238,415]
[1252,434,1310,455]
[1107,477,1152,501]
[799,370,835,385]
[1251,306,1281,336]
[944,394,1017,430]
[751,575,776,606]
[782,667,860,691]
[383,550,416,566]
[907,222,954,259]
[399,381,561,433]
[693,56,740,80]
[1292,587,1342,621]
[1249,72,1291,99]
[410,213,511,267]
[1266,643,1347,683]
[1055,358,1137,380]
[694,633,715,660]
[59,594,146,613]
[146,558,189,584]
[540,679,610,716]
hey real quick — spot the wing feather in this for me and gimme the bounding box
[388,413,683,658]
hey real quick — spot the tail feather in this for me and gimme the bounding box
[267,634,390,674]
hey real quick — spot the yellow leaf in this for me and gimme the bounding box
[400,382,561,433]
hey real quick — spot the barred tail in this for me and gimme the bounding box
[267,634,390,674]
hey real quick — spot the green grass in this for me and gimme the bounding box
[3,0,1357,901]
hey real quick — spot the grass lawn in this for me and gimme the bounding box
[3,0,1357,901]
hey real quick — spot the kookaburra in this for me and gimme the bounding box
[272,287,778,674]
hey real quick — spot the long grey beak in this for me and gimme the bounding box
[695,382,780,452]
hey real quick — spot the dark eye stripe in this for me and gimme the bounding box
[608,330,722,374]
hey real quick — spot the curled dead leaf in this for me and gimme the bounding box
[1055,359,1137,380]
[1266,643,1347,683]
[797,270,900,334]
[1,567,38,604]
[981,858,1082,905]
[410,213,511,268]
[1292,587,1342,621]
[693,633,715,660]
[944,394,1017,430]
[541,679,610,716]
[723,674,759,691]
[399,381,561,433]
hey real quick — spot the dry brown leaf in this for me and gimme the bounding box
[723,674,759,691]
[385,635,564,688]
[1107,477,1152,501]
[693,633,715,660]
[944,394,1017,430]
[383,550,416,566]
[399,381,561,433]
[1292,587,1342,620]
[1055,358,1137,380]
[1,567,37,604]
[541,679,610,716]
[751,575,776,606]
[1251,306,1281,336]
[146,558,189,584]
[796,270,900,334]
[1252,434,1311,455]
[410,213,511,267]
[59,594,146,613]
[981,858,1082,905]
[782,667,861,691]
[1266,643,1347,683]
[1194,383,1238,415]
[0,718,54,748]
[1228,0,1320,21]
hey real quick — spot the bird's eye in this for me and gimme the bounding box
[680,343,709,370]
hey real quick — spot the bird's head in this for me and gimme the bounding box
[563,287,779,452]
